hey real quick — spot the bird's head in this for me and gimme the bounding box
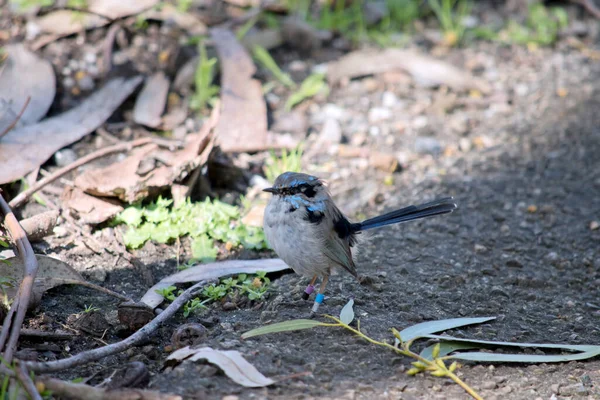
[263,172,326,199]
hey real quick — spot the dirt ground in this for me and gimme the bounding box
[4,2,600,400]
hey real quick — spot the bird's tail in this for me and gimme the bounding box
[354,197,457,232]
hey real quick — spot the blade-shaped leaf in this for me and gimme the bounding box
[424,335,598,352]
[242,319,326,339]
[398,317,496,342]
[420,341,481,360]
[450,348,600,363]
[166,346,274,387]
[339,298,355,325]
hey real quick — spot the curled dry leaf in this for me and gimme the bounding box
[166,346,275,388]
[133,72,170,128]
[0,44,55,126]
[19,210,60,242]
[140,259,289,308]
[61,187,124,225]
[211,28,268,153]
[327,49,490,94]
[0,76,143,185]
[139,3,207,35]
[74,105,218,204]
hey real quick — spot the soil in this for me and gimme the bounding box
[3,2,600,400]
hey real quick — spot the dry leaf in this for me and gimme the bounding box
[19,210,60,241]
[1,255,85,305]
[0,76,143,185]
[139,3,207,35]
[133,72,170,128]
[166,346,275,387]
[0,44,55,126]
[327,49,490,93]
[140,259,289,308]
[75,106,218,204]
[61,186,124,225]
[211,28,268,152]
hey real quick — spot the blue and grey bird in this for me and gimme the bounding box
[263,172,457,313]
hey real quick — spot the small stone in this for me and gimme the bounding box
[559,382,588,396]
[566,300,575,307]
[381,91,399,108]
[288,60,307,72]
[54,148,78,167]
[61,67,72,76]
[459,137,472,152]
[78,75,95,91]
[550,383,560,393]
[222,396,239,400]
[368,107,392,123]
[318,118,342,144]
[84,52,97,64]
[474,244,487,253]
[86,267,107,282]
[63,77,75,88]
[480,381,497,390]
[527,204,538,213]
[414,137,442,155]
[220,339,241,349]
[545,252,559,262]
[412,116,428,129]
[272,111,308,133]
[53,226,69,238]
[590,221,599,230]
[496,386,512,395]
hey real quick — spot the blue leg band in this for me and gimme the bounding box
[315,293,325,304]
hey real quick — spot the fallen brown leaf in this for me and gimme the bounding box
[19,210,60,242]
[133,72,170,128]
[166,346,275,387]
[61,187,124,225]
[74,105,218,204]
[0,76,143,185]
[211,28,268,152]
[327,49,490,93]
[139,3,207,35]
[0,44,55,126]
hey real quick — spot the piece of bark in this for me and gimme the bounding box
[19,210,59,242]
[210,28,267,152]
[0,76,143,185]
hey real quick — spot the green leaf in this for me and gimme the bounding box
[398,317,496,342]
[117,207,144,227]
[241,319,327,339]
[339,298,355,325]
[191,235,218,263]
[123,226,151,249]
[450,348,600,363]
[285,73,329,111]
[0,239,9,248]
[424,334,598,352]
[420,341,481,360]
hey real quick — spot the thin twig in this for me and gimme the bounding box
[15,363,42,400]
[24,280,207,372]
[9,137,181,209]
[40,377,182,400]
[0,97,30,140]
[0,193,39,362]
[571,0,600,18]
[20,329,74,340]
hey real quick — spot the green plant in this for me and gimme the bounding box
[501,2,568,46]
[83,304,99,313]
[113,196,268,257]
[155,286,178,302]
[202,283,228,301]
[427,0,472,46]
[176,0,192,13]
[264,145,303,183]
[67,0,88,8]
[9,0,53,11]
[285,73,328,111]
[183,297,209,317]
[252,46,296,89]
[190,42,220,113]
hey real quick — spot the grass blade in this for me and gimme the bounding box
[398,316,495,342]
[242,319,326,339]
[339,298,354,325]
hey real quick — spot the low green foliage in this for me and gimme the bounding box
[264,145,303,183]
[253,46,296,89]
[155,286,178,302]
[9,0,53,11]
[190,42,220,113]
[83,304,99,313]
[428,0,471,46]
[501,2,568,46]
[114,197,268,259]
[285,73,328,111]
[176,0,192,13]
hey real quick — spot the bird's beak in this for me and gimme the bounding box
[263,187,278,194]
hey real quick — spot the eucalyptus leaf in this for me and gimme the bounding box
[424,334,598,352]
[420,341,480,360]
[339,298,355,325]
[398,316,496,342]
[449,348,600,363]
[242,319,326,339]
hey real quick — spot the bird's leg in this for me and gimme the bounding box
[302,275,318,300]
[311,275,329,314]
